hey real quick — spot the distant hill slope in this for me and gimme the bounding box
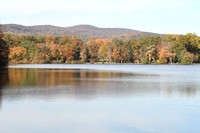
[2,24,165,41]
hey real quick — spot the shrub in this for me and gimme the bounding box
[89,60,95,64]
[78,60,84,64]
[71,60,77,64]
[181,52,193,64]
[141,58,148,64]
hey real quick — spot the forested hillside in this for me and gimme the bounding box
[2,24,165,41]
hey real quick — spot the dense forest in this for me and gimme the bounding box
[2,31,200,64]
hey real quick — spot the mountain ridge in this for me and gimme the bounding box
[2,24,165,42]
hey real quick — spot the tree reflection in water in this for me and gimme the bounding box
[0,68,199,101]
[0,68,9,109]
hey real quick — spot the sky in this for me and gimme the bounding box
[0,0,200,35]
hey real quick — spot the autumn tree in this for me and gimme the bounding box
[0,26,9,66]
[131,39,141,63]
[9,47,27,63]
[98,40,114,63]
[80,45,88,63]
[63,44,75,63]
[139,36,161,63]
[172,34,200,63]
[60,35,69,45]
[112,39,130,63]
[51,44,63,63]
[158,46,169,64]
[181,52,193,64]
[112,48,123,63]
[87,39,100,62]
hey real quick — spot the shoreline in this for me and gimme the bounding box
[8,62,200,66]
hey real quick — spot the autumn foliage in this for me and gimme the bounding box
[2,32,200,65]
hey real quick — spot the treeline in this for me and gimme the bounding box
[3,32,200,64]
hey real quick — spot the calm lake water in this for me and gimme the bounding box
[0,64,200,133]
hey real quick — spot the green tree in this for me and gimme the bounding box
[181,52,193,64]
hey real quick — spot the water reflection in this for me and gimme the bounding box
[0,68,9,109]
[7,68,133,87]
[0,67,200,133]
[0,68,199,101]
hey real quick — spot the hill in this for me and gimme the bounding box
[2,24,165,41]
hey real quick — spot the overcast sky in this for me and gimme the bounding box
[0,0,199,35]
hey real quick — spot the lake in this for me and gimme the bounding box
[0,64,200,133]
